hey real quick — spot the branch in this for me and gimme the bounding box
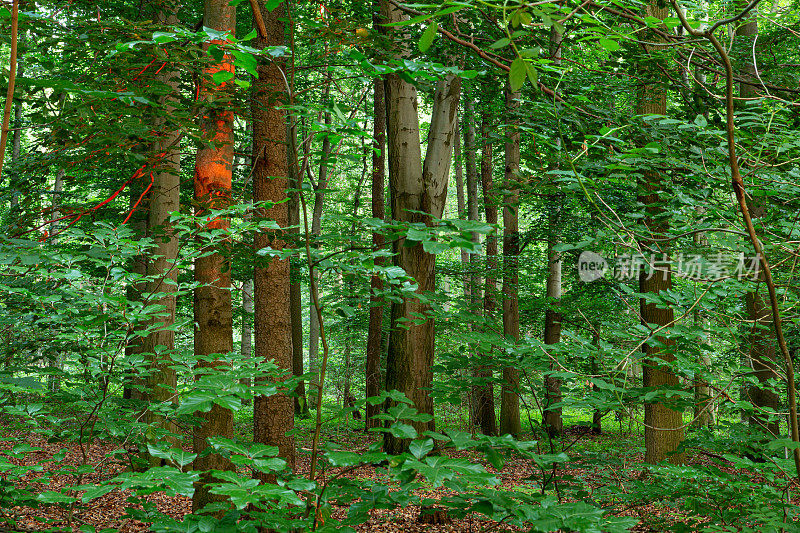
[249,0,268,39]
[670,0,800,483]
[0,0,19,181]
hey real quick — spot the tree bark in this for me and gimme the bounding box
[637,3,684,465]
[500,85,521,437]
[288,119,308,416]
[475,111,497,436]
[381,0,461,454]
[365,68,386,430]
[734,1,778,438]
[454,117,469,298]
[543,26,564,438]
[241,279,253,406]
[692,213,714,429]
[141,0,181,463]
[192,0,235,512]
[251,0,295,470]
[308,74,332,405]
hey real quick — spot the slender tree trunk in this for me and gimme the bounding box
[734,2,778,438]
[124,165,149,401]
[464,97,485,429]
[288,120,308,416]
[637,3,684,465]
[241,279,253,406]
[380,0,461,454]
[49,166,64,393]
[251,0,295,469]
[454,117,469,298]
[141,0,181,463]
[365,70,386,430]
[192,0,235,512]
[500,85,521,437]
[591,329,602,434]
[9,52,22,209]
[308,75,332,405]
[464,98,481,308]
[475,111,497,436]
[692,212,714,428]
[543,26,564,438]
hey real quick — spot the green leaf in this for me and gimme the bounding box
[422,240,449,254]
[81,484,115,503]
[599,38,620,52]
[526,63,538,87]
[152,31,177,43]
[388,422,417,439]
[484,447,505,470]
[489,38,511,49]
[37,491,76,504]
[212,70,234,85]
[694,114,708,128]
[409,438,433,459]
[509,57,526,92]
[418,21,438,52]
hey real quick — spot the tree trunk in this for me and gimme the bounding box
[454,117,469,297]
[9,52,22,209]
[365,68,386,430]
[591,330,602,435]
[637,3,684,466]
[141,0,181,464]
[464,97,487,432]
[692,214,714,429]
[192,0,235,512]
[308,74,332,406]
[475,111,497,436]
[500,85,521,437]
[381,0,461,454]
[241,279,253,406]
[288,120,308,416]
[543,26,564,438]
[49,166,64,392]
[124,161,149,401]
[251,0,295,470]
[734,1,777,438]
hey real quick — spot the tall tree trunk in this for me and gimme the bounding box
[475,111,497,436]
[734,2,777,438]
[192,0,235,512]
[637,2,684,465]
[288,119,308,416]
[124,162,150,401]
[454,117,469,298]
[9,51,22,210]
[464,97,485,429]
[141,0,181,464]
[252,0,295,469]
[464,98,481,306]
[692,211,714,429]
[365,68,386,430]
[308,74,332,405]
[591,329,603,434]
[542,26,564,438]
[49,166,64,392]
[500,85,521,437]
[241,279,253,406]
[381,0,461,454]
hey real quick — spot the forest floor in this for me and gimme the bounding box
[2,418,797,533]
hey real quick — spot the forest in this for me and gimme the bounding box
[1,0,800,531]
